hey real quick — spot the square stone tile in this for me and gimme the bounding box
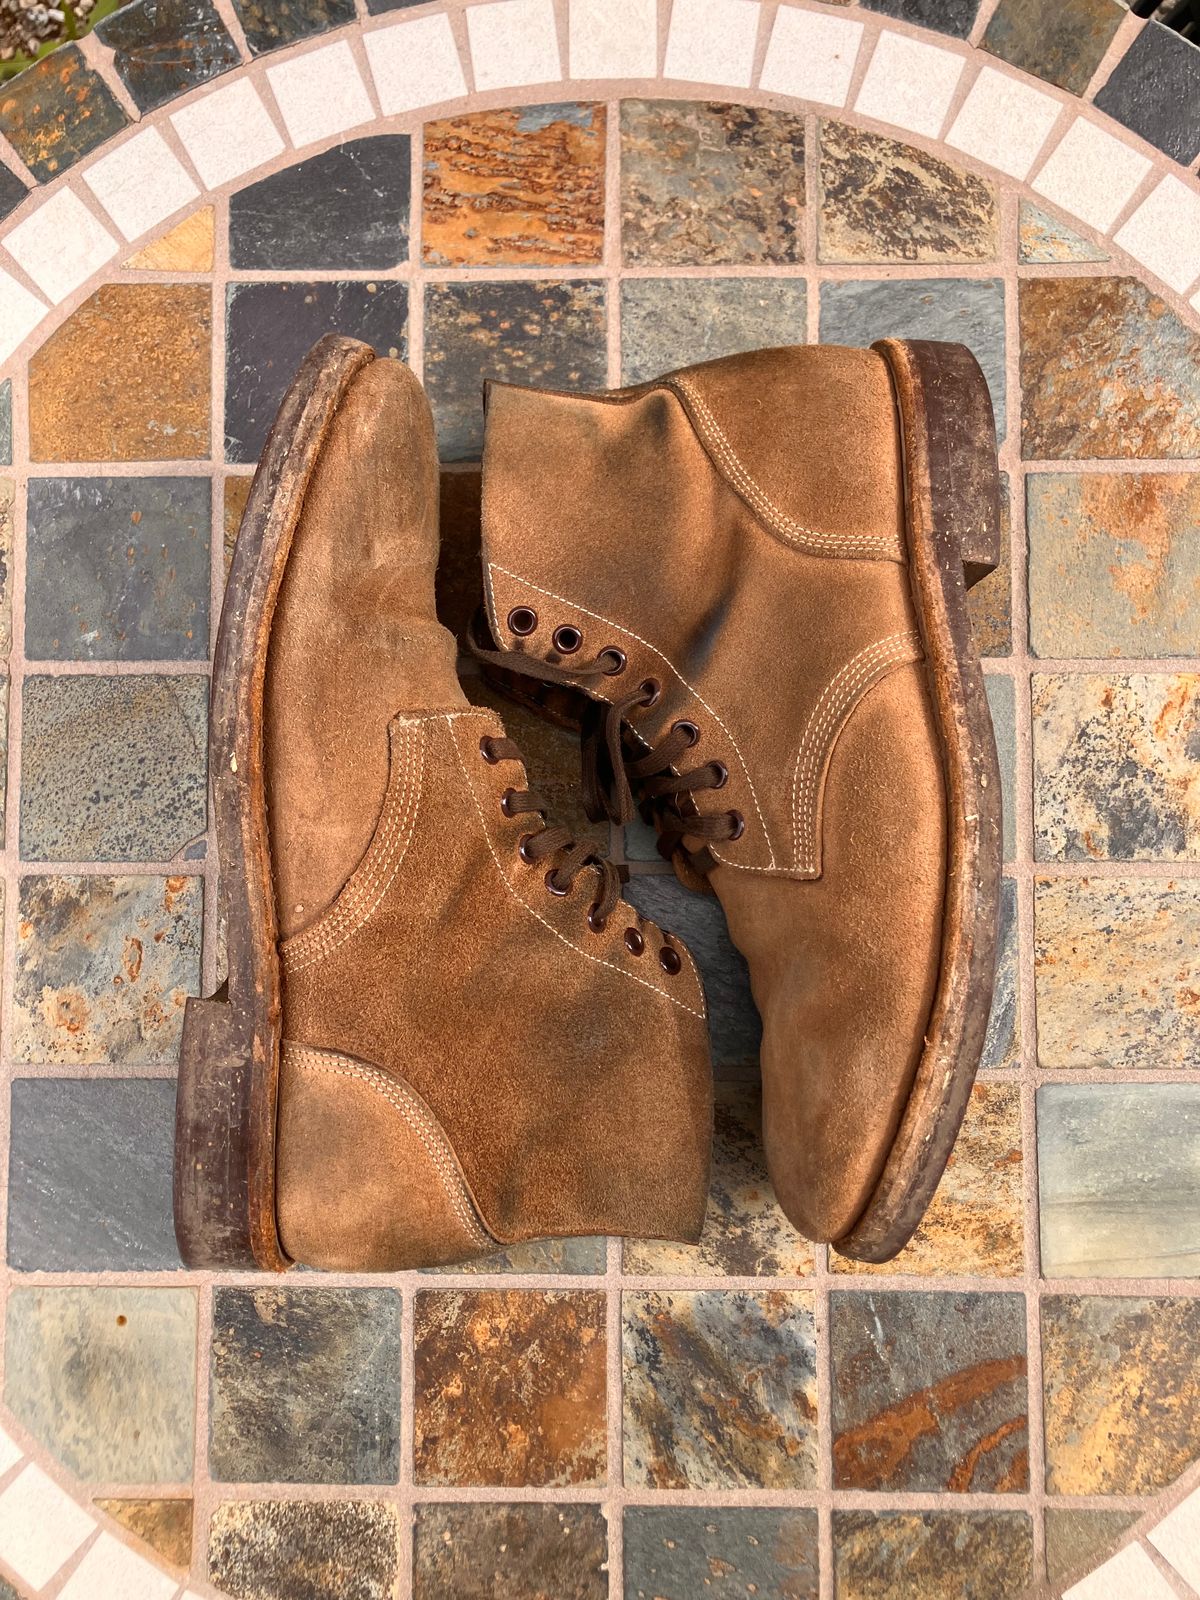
[231,136,410,270]
[413,1503,608,1600]
[96,1498,194,1573]
[624,1079,814,1277]
[831,1290,1028,1492]
[1035,877,1200,1071]
[1045,1509,1139,1590]
[946,64,1063,182]
[0,161,27,223]
[983,0,1125,96]
[0,1465,95,1591]
[210,1287,401,1485]
[1021,279,1200,460]
[834,1081,1024,1278]
[663,0,761,89]
[1039,1083,1200,1278]
[11,874,202,1064]
[266,40,374,150]
[620,277,807,385]
[0,380,11,464]
[853,28,965,141]
[819,120,997,265]
[968,475,1012,657]
[568,0,658,80]
[225,280,408,463]
[1031,118,1151,236]
[414,1289,606,1486]
[5,1286,196,1483]
[1115,175,1200,298]
[760,5,864,107]
[26,476,210,661]
[859,0,982,37]
[985,673,1016,862]
[625,874,762,1067]
[127,206,215,271]
[423,104,604,268]
[82,127,201,246]
[820,277,1006,440]
[0,675,9,840]
[5,187,119,306]
[623,1507,819,1600]
[9,1077,178,1270]
[0,44,129,181]
[0,269,47,367]
[620,100,805,267]
[30,283,211,463]
[363,12,468,115]
[424,280,605,462]
[208,1501,400,1600]
[0,478,12,649]
[983,876,1020,1073]
[231,0,356,55]
[1028,473,1200,659]
[1018,200,1108,264]
[58,1532,178,1600]
[170,78,285,190]
[1042,1295,1200,1493]
[1032,673,1200,861]
[437,1232,606,1275]
[833,1511,1034,1600]
[465,0,561,91]
[95,0,242,113]
[21,674,207,862]
[623,1289,817,1488]
[1095,20,1200,166]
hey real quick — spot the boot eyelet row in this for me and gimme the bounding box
[508,606,538,636]
[553,624,582,655]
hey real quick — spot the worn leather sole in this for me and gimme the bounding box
[173,334,377,1272]
[834,339,1004,1263]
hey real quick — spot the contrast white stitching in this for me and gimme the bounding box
[667,375,905,561]
[284,1042,494,1251]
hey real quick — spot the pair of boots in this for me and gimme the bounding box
[173,332,1002,1274]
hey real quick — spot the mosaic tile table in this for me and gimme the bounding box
[0,2,1197,1598]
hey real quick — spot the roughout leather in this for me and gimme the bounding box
[265,354,713,1271]
[480,344,947,1246]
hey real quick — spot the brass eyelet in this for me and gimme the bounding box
[624,927,645,956]
[587,906,607,935]
[659,944,682,975]
[638,678,662,710]
[500,788,519,817]
[480,736,500,764]
[552,624,583,655]
[600,648,626,676]
[508,606,538,636]
[672,720,700,747]
[545,869,569,897]
[518,834,537,865]
[711,760,729,790]
[727,811,745,841]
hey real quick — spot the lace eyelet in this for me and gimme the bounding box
[518,834,537,865]
[624,927,645,956]
[545,869,569,897]
[600,648,626,676]
[727,811,745,841]
[500,788,519,817]
[659,945,682,975]
[508,606,538,636]
[672,720,700,747]
[480,736,501,764]
[587,906,607,935]
[711,760,729,790]
[552,624,582,655]
[638,678,662,710]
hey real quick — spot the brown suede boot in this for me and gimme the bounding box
[475,341,1002,1263]
[173,335,712,1273]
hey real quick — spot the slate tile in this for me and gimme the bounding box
[26,476,210,661]
[1035,876,1200,1071]
[413,1289,606,1486]
[624,1079,813,1276]
[437,1233,607,1275]
[833,1081,1024,1278]
[0,674,8,840]
[0,161,26,227]
[982,0,1124,95]
[366,0,427,9]
[126,207,215,271]
[833,1511,1034,1600]
[831,1290,1028,1492]
[819,120,998,264]
[0,45,129,181]
[423,104,605,267]
[1020,278,1200,460]
[625,874,762,1068]
[1042,1295,1200,1493]
[623,1507,819,1600]
[230,137,411,271]
[982,877,1020,1073]
[1095,21,1200,166]
[0,479,12,651]
[413,1503,608,1600]
[620,100,806,267]
[424,280,605,462]
[820,277,1007,440]
[985,673,1017,863]
[859,0,981,33]
[967,475,1012,657]
[208,1500,400,1600]
[623,1289,818,1489]
[5,1286,196,1483]
[209,1287,401,1485]
[30,284,212,463]
[1039,1083,1200,1278]
[223,474,252,571]
[94,1498,193,1572]
[225,280,408,463]
[21,674,207,862]
[1032,673,1200,861]
[1043,1509,1139,1589]
[11,873,202,1064]
[620,277,807,386]
[0,380,11,465]
[1018,200,1109,264]
[1027,473,1200,659]
[8,1077,179,1270]
[231,0,357,55]
[96,0,242,114]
